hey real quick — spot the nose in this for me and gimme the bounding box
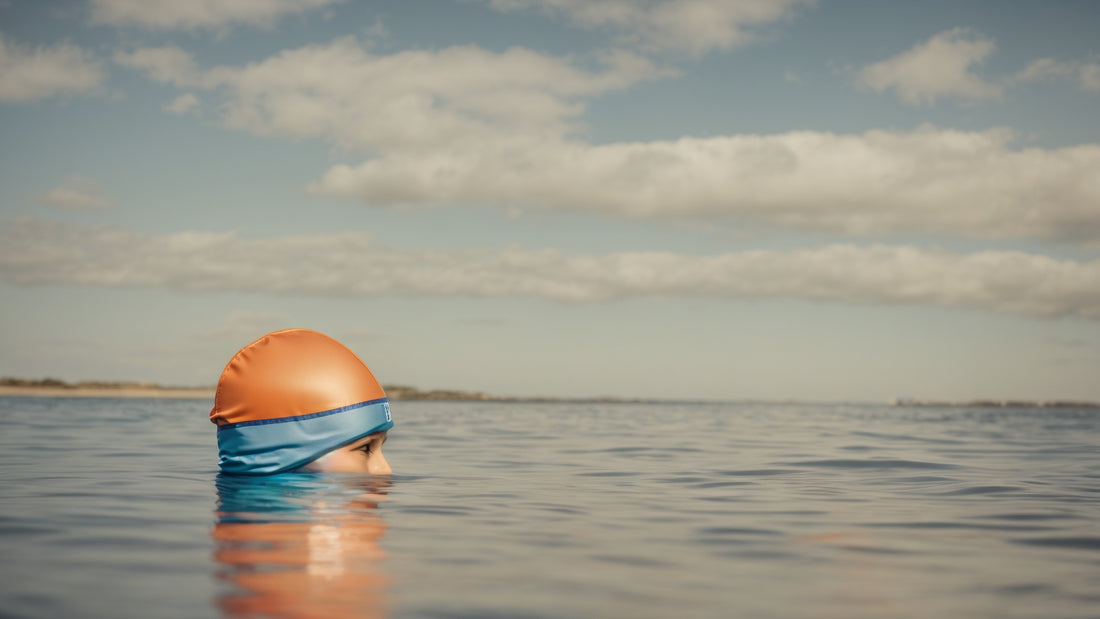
[369,449,392,475]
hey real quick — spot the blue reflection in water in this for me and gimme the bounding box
[213,473,392,619]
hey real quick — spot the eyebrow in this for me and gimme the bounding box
[359,431,386,447]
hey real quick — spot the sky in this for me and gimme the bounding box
[1,0,1098,402]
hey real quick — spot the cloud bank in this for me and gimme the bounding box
[113,39,1100,243]
[311,128,1100,243]
[90,0,345,30]
[0,35,104,103]
[115,39,666,152]
[482,0,814,55]
[3,218,1098,319]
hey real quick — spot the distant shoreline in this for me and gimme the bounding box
[0,378,651,403]
[0,385,216,399]
[1,379,1097,408]
[887,398,1100,409]
[0,384,659,404]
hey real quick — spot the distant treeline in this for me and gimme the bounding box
[890,398,1100,409]
[0,377,183,390]
[382,384,499,401]
[5,378,1098,406]
[0,377,450,397]
[0,377,496,399]
[381,384,646,403]
[0,377,645,403]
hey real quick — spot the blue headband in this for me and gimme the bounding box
[217,398,393,475]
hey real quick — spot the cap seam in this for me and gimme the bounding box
[216,397,388,432]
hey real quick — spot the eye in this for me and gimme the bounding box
[359,442,373,455]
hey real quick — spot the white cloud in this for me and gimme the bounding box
[858,28,1003,105]
[1013,57,1100,92]
[115,39,668,152]
[89,0,345,30]
[0,35,104,103]
[311,127,1100,243]
[114,39,1100,244]
[163,92,200,115]
[3,218,1099,320]
[483,0,813,55]
[37,177,115,210]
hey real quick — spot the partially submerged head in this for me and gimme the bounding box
[210,328,393,475]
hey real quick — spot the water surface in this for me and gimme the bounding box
[1,397,1098,618]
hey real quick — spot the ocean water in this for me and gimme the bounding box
[1,397,1098,618]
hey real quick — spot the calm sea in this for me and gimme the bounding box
[1,396,1098,618]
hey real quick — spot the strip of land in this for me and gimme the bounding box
[0,378,645,403]
[888,398,1100,409]
[0,378,214,399]
[2,378,1096,407]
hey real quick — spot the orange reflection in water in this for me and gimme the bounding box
[213,479,390,619]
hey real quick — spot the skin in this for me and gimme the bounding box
[302,431,391,474]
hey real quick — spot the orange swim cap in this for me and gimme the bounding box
[211,329,393,474]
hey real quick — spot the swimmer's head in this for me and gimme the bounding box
[210,328,394,475]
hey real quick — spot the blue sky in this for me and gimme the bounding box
[1,0,1098,402]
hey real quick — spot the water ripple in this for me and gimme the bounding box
[787,458,959,470]
[3,397,1099,619]
[1012,537,1100,551]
